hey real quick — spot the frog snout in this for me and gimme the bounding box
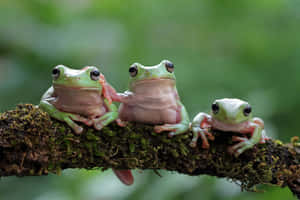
[224,114,237,122]
[64,76,80,83]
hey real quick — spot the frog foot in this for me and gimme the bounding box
[64,114,92,134]
[113,169,134,186]
[154,123,188,137]
[190,127,214,149]
[116,119,127,127]
[229,136,254,157]
[260,130,270,144]
[93,118,104,130]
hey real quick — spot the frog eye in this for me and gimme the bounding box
[129,64,138,77]
[90,69,100,81]
[165,61,174,73]
[212,103,219,114]
[243,105,252,116]
[52,67,60,80]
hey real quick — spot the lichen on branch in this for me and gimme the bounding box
[0,104,300,198]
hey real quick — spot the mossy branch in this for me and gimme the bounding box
[1,104,300,198]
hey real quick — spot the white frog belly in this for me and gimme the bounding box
[119,79,179,124]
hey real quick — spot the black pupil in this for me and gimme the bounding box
[52,68,59,75]
[212,103,219,113]
[166,62,174,69]
[244,106,252,115]
[92,70,100,77]
[129,67,137,73]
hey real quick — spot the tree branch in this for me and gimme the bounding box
[0,104,300,198]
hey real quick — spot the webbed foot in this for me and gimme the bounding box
[154,123,189,137]
[190,127,214,149]
[116,119,127,127]
[229,136,254,157]
[63,113,92,134]
[93,112,119,130]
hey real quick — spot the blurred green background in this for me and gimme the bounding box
[0,0,299,199]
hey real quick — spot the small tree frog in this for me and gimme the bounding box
[39,65,133,186]
[190,98,268,157]
[118,60,190,137]
[39,65,122,134]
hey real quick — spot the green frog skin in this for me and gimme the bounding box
[39,65,133,186]
[190,98,268,157]
[39,65,122,134]
[118,60,190,137]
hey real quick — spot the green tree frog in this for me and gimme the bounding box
[39,65,133,186]
[190,98,268,157]
[39,65,122,134]
[118,60,190,137]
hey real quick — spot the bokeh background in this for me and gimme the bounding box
[0,0,299,199]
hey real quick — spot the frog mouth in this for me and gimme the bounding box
[53,84,99,91]
[132,78,175,86]
[211,118,249,132]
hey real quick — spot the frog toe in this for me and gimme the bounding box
[189,141,197,148]
[116,119,127,127]
[94,122,103,130]
[229,141,253,157]
[70,115,93,126]
[74,126,84,134]
[154,125,164,133]
[168,132,176,138]
[63,117,84,134]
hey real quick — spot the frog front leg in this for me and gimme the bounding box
[229,121,263,157]
[93,99,119,130]
[154,101,190,137]
[189,113,214,149]
[39,87,92,134]
[252,117,269,143]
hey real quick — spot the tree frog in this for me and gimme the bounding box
[190,98,268,157]
[39,65,122,134]
[118,60,190,137]
[39,65,133,185]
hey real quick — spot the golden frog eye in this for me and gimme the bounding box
[129,64,138,77]
[90,69,100,81]
[52,67,60,80]
[212,103,219,114]
[165,61,174,73]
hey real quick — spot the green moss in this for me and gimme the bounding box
[129,143,135,153]
[0,104,300,195]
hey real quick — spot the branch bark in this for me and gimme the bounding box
[0,104,300,198]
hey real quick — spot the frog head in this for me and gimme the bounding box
[51,65,102,89]
[211,98,252,124]
[127,60,176,87]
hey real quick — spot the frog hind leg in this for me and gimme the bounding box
[154,101,190,137]
[39,101,88,134]
[113,169,134,186]
[229,123,262,157]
